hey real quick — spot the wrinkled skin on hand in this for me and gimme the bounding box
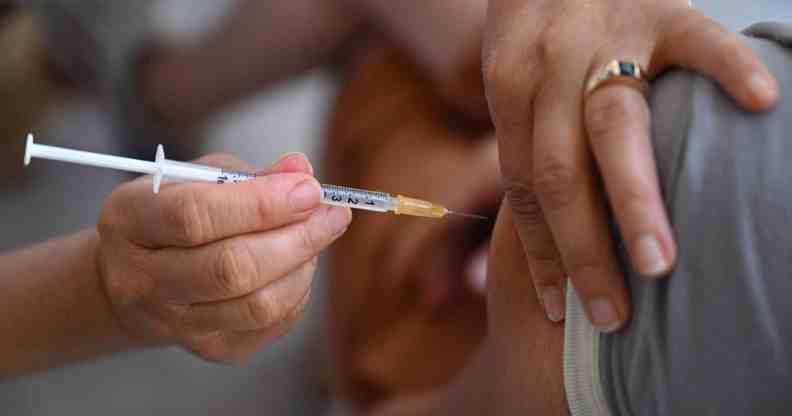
[98,153,351,362]
[483,0,779,330]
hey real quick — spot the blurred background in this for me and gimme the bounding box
[0,0,787,414]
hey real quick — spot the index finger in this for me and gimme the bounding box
[112,171,322,248]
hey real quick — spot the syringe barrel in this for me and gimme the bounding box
[159,160,257,184]
[160,160,224,183]
[320,184,392,212]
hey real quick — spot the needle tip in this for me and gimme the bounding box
[447,211,489,221]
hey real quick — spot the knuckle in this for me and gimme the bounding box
[170,190,208,246]
[99,251,153,307]
[534,24,562,65]
[289,288,312,321]
[483,51,520,101]
[504,181,546,228]
[192,336,235,363]
[483,44,544,109]
[98,188,131,239]
[296,220,327,254]
[217,240,258,296]
[255,184,277,221]
[483,42,514,83]
[533,155,582,209]
[102,270,132,305]
[163,304,191,335]
[246,292,282,329]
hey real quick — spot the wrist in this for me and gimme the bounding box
[0,230,153,377]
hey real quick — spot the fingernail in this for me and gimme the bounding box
[748,73,777,104]
[289,180,321,213]
[273,152,303,166]
[326,206,352,235]
[278,152,307,163]
[542,286,565,322]
[264,153,299,171]
[265,153,313,175]
[588,297,621,333]
[634,234,670,278]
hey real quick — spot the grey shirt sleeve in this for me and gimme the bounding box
[602,22,792,416]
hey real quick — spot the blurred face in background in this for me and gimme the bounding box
[324,44,501,410]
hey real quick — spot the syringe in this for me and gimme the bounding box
[23,135,487,220]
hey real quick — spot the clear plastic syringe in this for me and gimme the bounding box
[23,135,486,220]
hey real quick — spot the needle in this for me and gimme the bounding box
[447,211,490,221]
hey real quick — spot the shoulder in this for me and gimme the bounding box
[604,21,792,416]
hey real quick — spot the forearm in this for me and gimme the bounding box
[0,230,140,378]
[143,0,365,128]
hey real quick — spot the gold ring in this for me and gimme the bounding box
[585,60,650,98]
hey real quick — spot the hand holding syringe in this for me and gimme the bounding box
[23,135,486,220]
